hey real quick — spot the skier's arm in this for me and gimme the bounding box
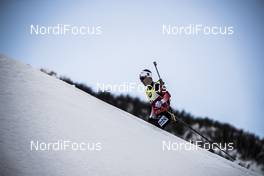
[158,82,171,103]
[161,91,171,103]
[153,90,171,115]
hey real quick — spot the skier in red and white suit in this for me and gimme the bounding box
[139,69,175,128]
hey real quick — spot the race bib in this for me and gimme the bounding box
[158,115,169,127]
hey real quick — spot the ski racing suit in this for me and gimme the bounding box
[145,80,173,128]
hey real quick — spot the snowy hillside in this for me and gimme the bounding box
[0,55,259,176]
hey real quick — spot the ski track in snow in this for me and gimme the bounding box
[0,55,260,176]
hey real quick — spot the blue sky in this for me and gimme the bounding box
[0,0,263,137]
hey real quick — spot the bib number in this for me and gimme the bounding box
[158,115,169,127]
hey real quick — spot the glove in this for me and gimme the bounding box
[155,101,162,108]
[155,99,165,108]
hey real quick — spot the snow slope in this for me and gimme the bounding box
[0,55,259,176]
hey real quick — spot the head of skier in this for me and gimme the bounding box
[139,69,153,86]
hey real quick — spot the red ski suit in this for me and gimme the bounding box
[148,82,171,117]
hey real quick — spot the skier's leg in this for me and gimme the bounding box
[148,118,159,127]
[157,112,171,129]
[167,111,176,122]
[148,111,173,129]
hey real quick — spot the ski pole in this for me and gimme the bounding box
[152,61,236,161]
[173,114,236,161]
[153,61,236,161]
[153,61,164,85]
